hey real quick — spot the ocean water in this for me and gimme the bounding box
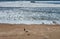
[0,7,60,24]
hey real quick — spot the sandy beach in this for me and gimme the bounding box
[0,24,60,39]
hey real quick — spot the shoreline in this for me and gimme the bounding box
[0,23,60,26]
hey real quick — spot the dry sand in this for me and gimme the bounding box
[0,24,60,39]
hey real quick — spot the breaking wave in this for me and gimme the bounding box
[0,7,60,24]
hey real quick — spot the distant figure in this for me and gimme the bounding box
[24,28,26,31]
[30,0,35,3]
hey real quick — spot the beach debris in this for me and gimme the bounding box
[24,28,28,33]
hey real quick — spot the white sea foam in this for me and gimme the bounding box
[0,7,60,24]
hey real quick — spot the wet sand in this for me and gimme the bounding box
[0,24,60,39]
